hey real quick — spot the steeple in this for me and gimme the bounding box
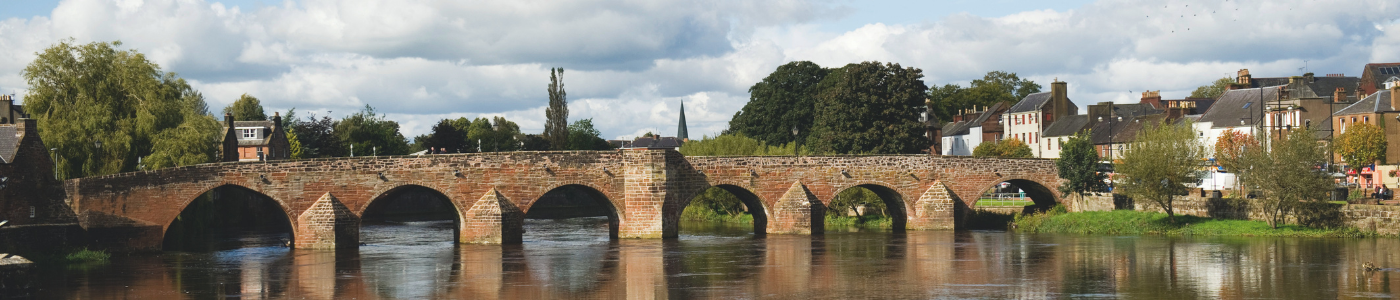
[677,102,689,141]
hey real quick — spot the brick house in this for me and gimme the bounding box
[221,113,290,162]
[1332,85,1400,188]
[0,98,84,251]
[1359,63,1400,96]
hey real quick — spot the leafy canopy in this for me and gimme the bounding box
[334,105,411,156]
[927,71,1041,123]
[1189,77,1235,99]
[1239,128,1331,229]
[566,118,613,150]
[1334,121,1386,172]
[973,138,1033,158]
[544,67,569,150]
[22,40,219,178]
[1056,131,1105,196]
[808,61,930,154]
[222,94,267,121]
[728,61,829,146]
[1114,120,1203,223]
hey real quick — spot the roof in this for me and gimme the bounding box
[1042,115,1090,137]
[0,126,17,163]
[1110,103,1163,118]
[1007,92,1052,114]
[940,102,1007,136]
[1090,114,1164,145]
[1253,76,1360,102]
[1336,90,1393,115]
[1196,86,1281,128]
[232,120,276,128]
[224,120,280,146]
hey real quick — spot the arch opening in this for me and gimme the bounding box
[525,184,619,240]
[679,185,768,236]
[962,179,1059,230]
[162,185,293,251]
[829,184,907,232]
[361,185,463,244]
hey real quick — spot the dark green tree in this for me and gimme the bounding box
[291,113,345,158]
[22,40,219,178]
[1240,128,1331,229]
[1115,120,1203,223]
[808,61,930,154]
[222,94,267,121]
[544,68,569,150]
[927,71,1041,123]
[466,117,521,152]
[566,118,613,150]
[423,119,472,153]
[728,61,830,145]
[972,139,1032,158]
[1056,131,1105,197]
[335,105,411,156]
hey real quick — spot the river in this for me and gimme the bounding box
[24,217,1400,299]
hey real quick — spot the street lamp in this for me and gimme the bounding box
[791,125,800,157]
[492,121,501,152]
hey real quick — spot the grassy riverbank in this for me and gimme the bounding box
[825,215,892,229]
[1014,208,1372,238]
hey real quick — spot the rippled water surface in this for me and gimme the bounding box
[28,217,1400,299]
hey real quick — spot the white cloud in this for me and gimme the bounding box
[4,0,1400,141]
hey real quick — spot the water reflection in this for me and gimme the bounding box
[32,218,1400,299]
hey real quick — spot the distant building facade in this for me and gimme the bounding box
[1003,80,1077,158]
[221,113,290,162]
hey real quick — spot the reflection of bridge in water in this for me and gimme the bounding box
[64,150,1063,250]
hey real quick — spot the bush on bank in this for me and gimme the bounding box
[1014,207,1372,238]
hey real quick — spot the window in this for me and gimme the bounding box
[241,128,258,139]
[1365,116,1370,123]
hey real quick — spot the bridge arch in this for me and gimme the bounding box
[829,183,910,232]
[360,184,465,243]
[526,183,621,239]
[965,177,1060,213]
[162,183,295,250]
[677,183,770,236]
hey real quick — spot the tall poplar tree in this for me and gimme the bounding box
[544,67,568,150]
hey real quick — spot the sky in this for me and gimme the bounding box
[1,0,1398,140]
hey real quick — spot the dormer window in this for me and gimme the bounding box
[238,127,262,140]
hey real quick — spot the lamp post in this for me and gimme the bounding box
[492,121,501,152]
[791,125,800,157]
[350,144,354,157]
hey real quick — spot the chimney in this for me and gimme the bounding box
[1088,102,1113,125]
[1335,87,1347,103]
[1051,79,1069,122]
[1237,69,1252,86]
[0,95,11,124]
[222,113,238,162]
[1304,72,1315,83]
[1140,90,1163,109]
[1391,85,1400,112]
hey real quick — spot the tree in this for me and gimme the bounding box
[678,134,803,156]
[22,40,219,179]
[1240,128,1331,228]
[544,68,569,150]
[1334,121,1386,176]
[1213,129,1260,191]
[1190,77,1234,99]
[465,117,521,152]
[927,71,1041,122]
[972,138,1033,158]
[291,113,345,158]
[334,105,410,156]
[222,94,267,121]
[423,119,471,153]
[809,61,929,154]
[1057,131,1106,197]
[566,118,613,150]
[282,108,304,159]
[728,61,830,145]
[1114,120,1204,223]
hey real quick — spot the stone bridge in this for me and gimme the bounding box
[63,150,1062,250]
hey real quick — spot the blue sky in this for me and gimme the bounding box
[0,0,1394,139]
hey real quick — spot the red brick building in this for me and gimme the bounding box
[221,113,291,162]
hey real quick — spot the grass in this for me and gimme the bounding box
[21,247,112,268]
[64,248,111,263]
[680,206,754,224]
[976,199,1034,207]
[1014,208,1373,238]
[825,215,892,230]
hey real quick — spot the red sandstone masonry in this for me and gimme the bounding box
[64,151,1063,250]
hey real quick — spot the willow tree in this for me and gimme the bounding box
[1114,120,1203,223]
[1240,128,1331,229]
[22,40,219,178]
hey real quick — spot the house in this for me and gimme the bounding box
[1360,63,1400,96]
[1193,85,1280,158]
[939,102,1008,156]
[221,113,290,162]
[1037,115,1090,159]
[1003,80,1077,158]
[1331,85,1400,188]
[1139,90,1214,117]
[0,109,83,251]
[1241,69,1360,103]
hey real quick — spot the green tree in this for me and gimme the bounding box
[1114,120,1204,223]
[728,61,830,145]
[1335,121,1386,176]
[222,94,267,121]
[1056,131,1106,197]
[927,71,1041,122]
[281,108,304,159]
[1189,77,1234,99]
[808,61,929,154]
[334,105,410,156]
[1239,128,1331,229]
[566,118,612,150]
[423,119,471,153]
[466,117,521,152]
[544,68,569,150]
[22,40,219,179]
[291,113,345,158]
[679,134,803,156]
[829,187,886,218]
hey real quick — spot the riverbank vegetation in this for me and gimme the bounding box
[681,184,896,230]
[1014,208,1372,238]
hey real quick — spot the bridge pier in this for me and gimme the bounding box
[619,150,671,239]
[770,181,825,235]
[907,181,957,230]
[295,193,360,249]
[461,189,524,244]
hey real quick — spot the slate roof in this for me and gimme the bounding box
[1007,92,1052,114]
[0,126,17,163]
[225,120,279,146]
[1196,86,1281,128]
[941,102,1007,136]
[1041,115,1090,138]
[1110,103,1163,118]
[1090,114,1165,145]
[1253,76,1360,102]
[1335,90,1393,115]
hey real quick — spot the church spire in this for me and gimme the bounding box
[677,102,689,141]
